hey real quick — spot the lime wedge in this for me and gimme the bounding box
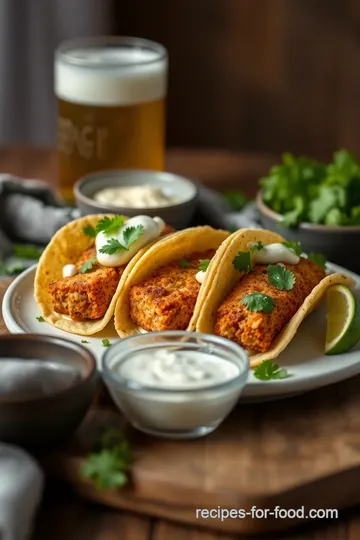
[325,285,360,355]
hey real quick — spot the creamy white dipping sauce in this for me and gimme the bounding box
[62,264,77,278]
[117,349,239,389]
[108,349,242,432]
[96,215,165,267]
[195,270,206,284]
[249,243,300,265]
[94,185,179,208]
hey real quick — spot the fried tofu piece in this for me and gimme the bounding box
[128,250,215,332]
[49,248,123,321]
[214,258,325,353]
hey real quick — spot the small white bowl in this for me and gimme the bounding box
[74,169,198,229]
[101,331,249,439]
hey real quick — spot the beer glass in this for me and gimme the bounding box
[55,36,168,201]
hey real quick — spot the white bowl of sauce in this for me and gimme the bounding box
[102,331,249,439]
[74,169,198,229]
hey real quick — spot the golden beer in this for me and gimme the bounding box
[55,37,168,202]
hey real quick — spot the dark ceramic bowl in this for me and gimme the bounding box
[74,169,198,229]
[0,334,98,450]
[256,190,360,272]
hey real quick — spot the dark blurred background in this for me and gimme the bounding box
[2,0,360,160]
[114,0,360,160]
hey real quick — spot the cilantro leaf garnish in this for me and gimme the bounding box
[81,427,131,490]
[83,226,97,238]
[233,251,252,273]
[96,215,125,235]
[83,216,126,239]
[36,316,45,322]
[13,244,43,259]
[99,239,128,255]
[253,360,289,381]
[223,190,249,211]
[267,264,296,291]
[250,241,264,253]
[179,258,190,268]
[199,259,210,272]
[122,225,144,247]
[102,339,111,348]
[81,340,89,344]
[240,292,275,313]
[308,252,327,270]
[282,241,302,257]
[79,257,97,274]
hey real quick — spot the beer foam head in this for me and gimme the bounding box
[55,39,167,106]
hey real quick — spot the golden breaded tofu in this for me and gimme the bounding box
[128,250,215,331]
[49,248,123,321]
[214,258,325,352]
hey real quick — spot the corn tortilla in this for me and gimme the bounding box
[114,226,230,337]
[34,214,175,336]
[194,228,356,367]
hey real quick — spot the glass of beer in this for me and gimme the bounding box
[55,36,168,202]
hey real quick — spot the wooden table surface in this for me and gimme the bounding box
[1,146,360,539]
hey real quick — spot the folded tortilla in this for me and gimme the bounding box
[193,228,356,367]
[114,226,230,337]
[34,214,175,336]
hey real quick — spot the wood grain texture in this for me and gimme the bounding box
[41,372,360,535]
[115,0,360,159]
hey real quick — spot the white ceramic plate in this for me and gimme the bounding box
[3,263,360,400]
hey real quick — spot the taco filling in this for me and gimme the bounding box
[128,250,216,331]
[48,215,174,322]
[215,257,325,353]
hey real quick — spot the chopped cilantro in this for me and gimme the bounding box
[79,257,97,274]
[36,316,45,322]
[282,241,302,257]
[199,259,210,272]
[250,241,264,253]
[308,252,327,270]
[81,340,89,344]
[179,258,190,268]
[83,226,97,238]
[253,360,289,381]
[233,251,252,273]
[81,427,131,490]
[122,225,144,247]
[267,264,296,291]
[96,216,125,235]
[240,292,275,313]
[102,339,111,348]
[99,239,128,255]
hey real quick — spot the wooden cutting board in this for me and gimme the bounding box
[2,280,360,535]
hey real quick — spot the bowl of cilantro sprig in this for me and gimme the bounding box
[257,149,360,272]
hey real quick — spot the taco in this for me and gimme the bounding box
[34,214,175,335]
[114,226,230,337]
[193,228,356,367]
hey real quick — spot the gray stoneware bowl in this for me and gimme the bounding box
[74,169,198,229]
[0,334,98,451]
[257,190,360,273]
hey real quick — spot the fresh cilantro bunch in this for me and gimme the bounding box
[261,150,360,226]
[81,427,131,490]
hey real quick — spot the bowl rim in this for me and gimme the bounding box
[0,334,97,404]
[256,190,360,233]
[101,330,249,394]
[74,169,199,212]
